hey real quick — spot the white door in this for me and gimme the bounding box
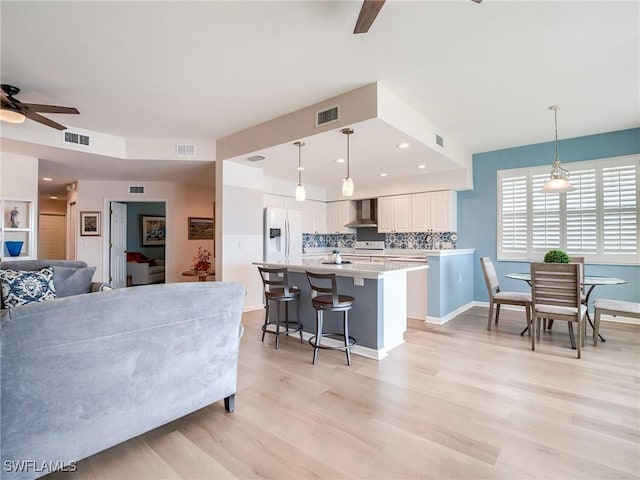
[110,202,128,288]
[38,214,66,259]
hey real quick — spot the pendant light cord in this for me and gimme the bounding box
[554,107,559,163]
[298,143,302,184]
[346,131,350,178]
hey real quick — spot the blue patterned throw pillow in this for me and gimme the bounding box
[0,267,56,309]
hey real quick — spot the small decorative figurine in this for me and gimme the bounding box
[9,206,19,228]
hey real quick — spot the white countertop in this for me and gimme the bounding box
[254,258,428,279]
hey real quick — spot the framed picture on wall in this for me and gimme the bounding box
[80,211,101,236]
[141,215,166,246]
[188,217,214,240]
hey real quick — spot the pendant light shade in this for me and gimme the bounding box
[541,105,575,193]
[342,128,354,197]
[294,141,306,201]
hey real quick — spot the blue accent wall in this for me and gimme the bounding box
[427,252,474,319]
[458,128,640,305]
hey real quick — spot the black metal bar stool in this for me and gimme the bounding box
[305,271,356,365]
[257,266,303,349]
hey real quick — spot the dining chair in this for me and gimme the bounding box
[530,262,587,358]
[480,257,532,339]
[593,299,640,346]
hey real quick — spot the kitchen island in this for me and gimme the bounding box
[254,258,428,360]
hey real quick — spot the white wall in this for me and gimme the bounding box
[216,160,264,311]
[173,182,215,279]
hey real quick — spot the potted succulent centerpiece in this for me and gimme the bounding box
[543,248,570,263]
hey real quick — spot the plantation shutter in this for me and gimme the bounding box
[566,168,597,253]
[500,175,527,254]
[531,173,560,251]
[602,164,637,255]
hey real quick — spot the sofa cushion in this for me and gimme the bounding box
[0,267,56,309]
[53,266,97,297]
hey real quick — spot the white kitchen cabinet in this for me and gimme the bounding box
[326,201,356,234]
[411,193,430,232]
[1,197,35,260]
[377,195,411,233]
[303,200,327,234]
[430,190,457,232]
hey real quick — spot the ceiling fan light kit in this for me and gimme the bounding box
[541,105,575,194]
[0,109,25,124]
[0,84,79,130]
[294,141,306,202]
[342,128,355,197]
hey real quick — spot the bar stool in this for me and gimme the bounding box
[257,266,303,349]
[305,271,356,365]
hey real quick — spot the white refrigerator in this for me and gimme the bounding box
[264,207,303,263]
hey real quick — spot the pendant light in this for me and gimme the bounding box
[294,141,306,201]
[342,128,354,197]
[541,105,575,193]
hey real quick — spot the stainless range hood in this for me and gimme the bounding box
[345,199,378,228]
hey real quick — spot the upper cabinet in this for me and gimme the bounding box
[326,201,356,234]
[429,190,457,232]
[380,191,457,233]
[303,200,327,234]
[1,198,35,260]
[377,195,411,233]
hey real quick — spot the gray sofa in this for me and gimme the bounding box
[0,281,246,480]
[0,259,109,301]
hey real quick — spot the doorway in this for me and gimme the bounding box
[108,200,166,288]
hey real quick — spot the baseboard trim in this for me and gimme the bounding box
[425,301,476,325]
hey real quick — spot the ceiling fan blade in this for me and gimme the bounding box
[23,103,79,115]
[354,0,386,34]
[471,0,483,3]
[25,111,67,130]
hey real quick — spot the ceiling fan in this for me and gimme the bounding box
[354,0,483,34]
[0,84,79,130]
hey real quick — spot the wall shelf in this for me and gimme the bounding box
[1,198,35,260]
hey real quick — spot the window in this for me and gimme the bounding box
[497,155,639,264]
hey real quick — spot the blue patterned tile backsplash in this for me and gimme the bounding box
[302,231,457,250]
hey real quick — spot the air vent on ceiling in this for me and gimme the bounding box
[176,144,196,158]
[316,105,340,127]
[436,134,444,147]
[129,185,145,195]
[63,131,90,146]
[247,155,266,162]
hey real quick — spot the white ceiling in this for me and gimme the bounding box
[1,1,638,196]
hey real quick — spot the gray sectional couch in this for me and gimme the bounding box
[0,281,246,480]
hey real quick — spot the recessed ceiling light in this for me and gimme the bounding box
[50,196,58,200]
[397,142,410,149]
[42,177,53,181]
[336,158,345,164]
[417,164,427,169]
[380,173,388,177]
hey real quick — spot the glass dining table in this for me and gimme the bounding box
[505,273,627,344]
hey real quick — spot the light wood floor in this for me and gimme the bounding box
[48,307,640,480]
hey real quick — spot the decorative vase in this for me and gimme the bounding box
[5,241,24,257]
